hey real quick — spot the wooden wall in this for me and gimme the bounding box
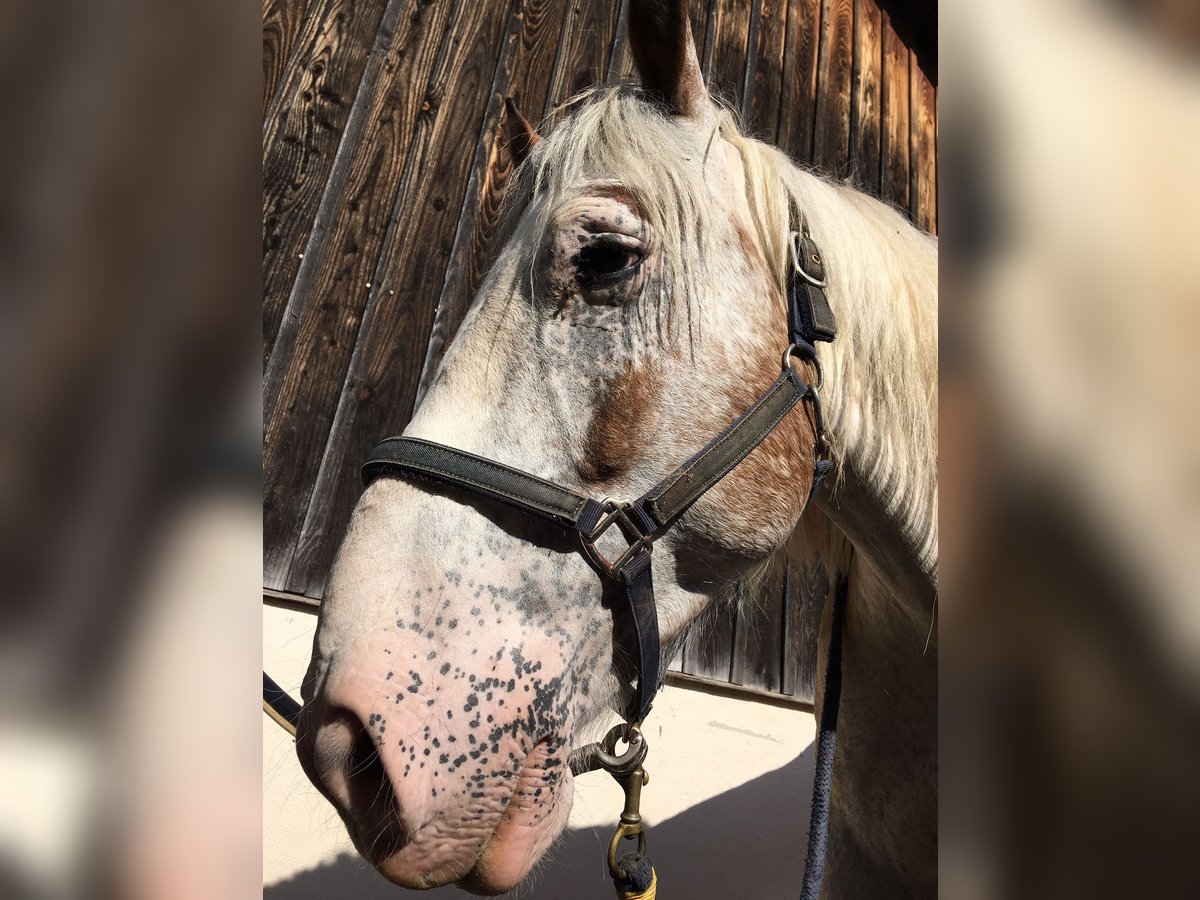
[263,0,936,703]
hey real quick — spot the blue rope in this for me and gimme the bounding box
[798,575,848,900]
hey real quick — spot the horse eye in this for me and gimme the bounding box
[575,240,642,285]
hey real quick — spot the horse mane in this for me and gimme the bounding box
[721,102,939,585]
[518,85,938,586]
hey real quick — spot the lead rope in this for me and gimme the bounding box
[798,574,848,900]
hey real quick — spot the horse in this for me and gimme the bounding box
[295,1,937,895]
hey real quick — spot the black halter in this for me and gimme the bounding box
[361,224,837,728]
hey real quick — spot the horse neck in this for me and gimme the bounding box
[788,174,938,622]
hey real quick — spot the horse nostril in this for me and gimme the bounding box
[302,706,393,820]
[345,723,393,816]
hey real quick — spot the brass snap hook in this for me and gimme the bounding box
[606,766,650,879]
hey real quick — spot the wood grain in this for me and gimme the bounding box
[263,0,315,117]
[745,0,788,142]
[262,0,396,366]
[545,0,624,112]
[264,0,513,589]
[605,0,633,83]
[909,48,936,232]
[706,0,754,118]
[682,601,737,683]
[782,560,827,701]
[777,0,821,164]
[850,0,881,192]
[731,558,787,691]
[812,0,853,178]
[880,11,910,211]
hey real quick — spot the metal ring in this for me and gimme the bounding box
[594,723,647,774]
[782,343,825,393]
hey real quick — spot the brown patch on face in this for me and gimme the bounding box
[579,361,664,484]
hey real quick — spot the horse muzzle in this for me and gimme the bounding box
[295,653,576,893]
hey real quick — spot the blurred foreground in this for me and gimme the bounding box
[0,0,1196,897]
[940,0,1200,897]
[0,0,261,898]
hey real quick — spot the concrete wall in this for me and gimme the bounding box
[264,605,817,900]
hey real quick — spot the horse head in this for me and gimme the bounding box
[297,1,837,891]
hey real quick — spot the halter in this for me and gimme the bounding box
[363,223,834,726]
[361,219,838,888]
[264,217,843,897]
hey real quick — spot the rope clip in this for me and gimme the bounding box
[606,764,649,880]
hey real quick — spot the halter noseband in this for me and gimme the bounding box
[361,221,837,731]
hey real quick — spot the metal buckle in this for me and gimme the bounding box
[580,500,653,578]
[789,231,827,287]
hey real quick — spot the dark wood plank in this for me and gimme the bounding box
[849,0,881,193]
[264,0,513,590]
[545,0,625,112]
[262,0,397,365]
[811,0,853,178]
[682,600,737,683]
[782,559,828,701]
[731,557,786,691]
[706,0,754,117]
[605,0,632,83]
[874,0,935,83]
[745,0,788,142]
[777,0,821,165]
[263,0,316,118]
[283,0,536,595]
[414,0,576,412]
[879,11,910,211]
[908,48,936,232]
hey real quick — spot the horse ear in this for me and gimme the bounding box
[628,0,707,118]
[503,97,542,167]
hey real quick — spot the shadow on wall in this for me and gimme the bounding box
[266,747,814,900]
